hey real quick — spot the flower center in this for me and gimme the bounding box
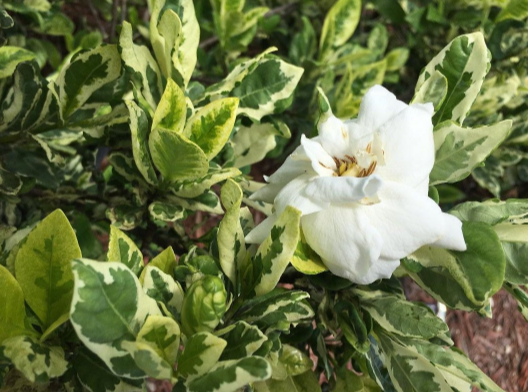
[332,141,384,178]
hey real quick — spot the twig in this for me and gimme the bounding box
[110,0,119,41]
[87,1,108,39]
[264,1,299,17]
[199,36,219,49]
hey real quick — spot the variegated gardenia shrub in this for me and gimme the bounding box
[1,0,528,392]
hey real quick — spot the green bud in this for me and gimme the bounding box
[181,275,227,336]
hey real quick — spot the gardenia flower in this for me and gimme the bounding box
[246,85,467,284]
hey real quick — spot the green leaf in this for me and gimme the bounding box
[319,0,361,61]
[354,289,448,340]
[178,332,227,379]
[218,179,246,287]
[108,225,144,275]
[496,0,528,22]
[335,300,370,354]
[494,223,528,285]
[333,369,381,392]
[0,336,67,383]
[149,201,185,223]
[0,265,31,344]
[56,45,122,119]
[139,246,178,284]
[231,121,291,168]
[255,372,322,392]
[126,100,158,186]
[218,321,268,361]
[430,120,512,185]
[278,345,313,376]
[0,46,35,79]
[132,315,180,379]
[416,33,491,125]
[15,210,80,330]
[405,221,506,310]
[70,258,161,379]
[119,21,163,111]
[142,266,184,316]
[385,48,410,72]
[172,167,241,198]
[150,2,182,80]
[184,98,239,160]
[412,70,448,112]
[291,229,327,275]
[149,127,209,183]
[252,206,301,297]
[185,357,271,392]
[152,78,187,132]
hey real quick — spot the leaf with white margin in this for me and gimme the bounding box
[395,336,505,392]
[496,0,528,22]
[149,201,185,223]
[319,0,361,61]
[108,152,146,184]
[152,78,187,132]
[416,33,491,125]
[108,225,144,275]
[73,348,144,392]
[70,258,161,379]
[128,315,180,380]
[184,98,239,160]
[143,266,184,315]
[0,46,35,78]
[217,321,268,361]
[165,190,223,214]
[252,206,301,297]
[56,45,121,119]
[404,222,505,310]
[150,0,182,80]
[353,289,448,340]
[430,120,512,186]
[126,100,158,186]
[149,127,209,183]
[139,246,178,284]
[0,336,67,383]
[119,21,163,111]
[376,333,454,392]
[15,209,81,332]
[0,265,33,344]
[217,179,246,287]
[412,70,448,112]
[504,284,528,322]
[172,167,241,198]
[232,121,291,168]
[178,332,227,379]
[291,229,327,275]
[493,223,528,285]
[185,357,272,392]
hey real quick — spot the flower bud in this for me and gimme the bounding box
[181,275,227,336]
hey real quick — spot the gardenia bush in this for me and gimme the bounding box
[0,0,527,392]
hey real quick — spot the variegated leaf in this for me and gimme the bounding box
[319,0,361,61]
[15,210,80,332]
[0,265,32,343]
[152,78,187,132]
[232,121,291,168]
[56,45,122,119]
[178,332,227,379]
[70,258,161,379]
[412,70,448,112]
[166,190,223,214]
[108,152,146,184]
[108,225,144,275]
[254,371,322,392]
[149,127,209,183]
[0,167,22,196]
[172,167,241,198]
[143,266,184,316]
[0,46,35,79]
[150,1,182,80]
[217,321,268,361]
[252,206,301,297]
[185,357,271,392]
[496,0,528,22]
[430,120,512,185]
[184,98,239,160]
[217,179,246,287]
[0,336,67,383]
[416,33,491,125]
[126,100,158,186]
[291,229,327,275]
[139,246,178,284]
[149,201,185,223]
[119,21,163,111]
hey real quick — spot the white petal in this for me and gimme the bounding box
[274,174,327,216]
[304,175,383,204]
[266,156,312,184]
[299,135,336,177]
[245,214,278,244]
[356,257,401,285]
[362,181,445,260]
[434,213,467,251]
[357,85,407,132]
[318,115,350,159]
[301,206,383,283]
[375,103,435,188]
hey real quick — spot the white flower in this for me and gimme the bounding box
[246,85,467,284]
